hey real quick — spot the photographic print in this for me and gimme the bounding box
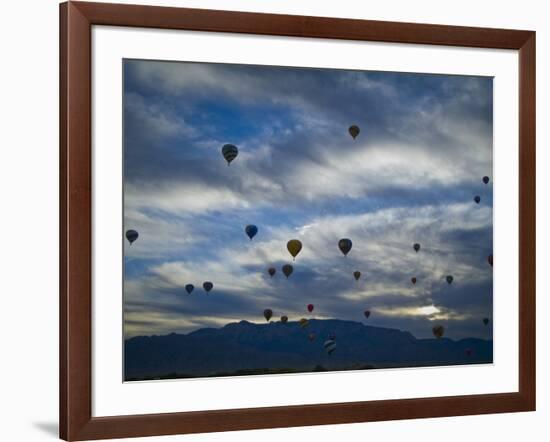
[123,60,494,381]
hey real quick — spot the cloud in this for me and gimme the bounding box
[122,59,493,340]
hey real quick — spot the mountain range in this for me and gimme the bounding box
[124,319,493,380]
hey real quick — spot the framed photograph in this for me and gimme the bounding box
[60,1,536,440]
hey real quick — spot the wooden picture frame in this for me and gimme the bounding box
[60,1,536,440]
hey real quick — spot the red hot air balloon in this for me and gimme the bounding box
[307,304,314,313]
[411,277,417,285]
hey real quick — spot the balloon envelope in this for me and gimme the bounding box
[348,125,360,139]
[324,338,337,355]
[263,309,273,322]
[280,315,288,323]
[487,254,493,267]
[221,144,238,165]
[268,267,276,277]
[185,284,194,294]
[483,317,490,326]
[353,271,361,281]
[483,176,490,184]
[203,281,213,292]
[413,243,420,252]
[126,229,139,244]
[245,225,258,240]
[282,264,293,278]
[299,318,310,328]
[338,238,353,256]
[307,304,314,313]
[286,239,303,260]
[474,196,481,204]
[364,310,371,319]
[411,277,417,285]
[432,325,445,339]
[446,275,454,284]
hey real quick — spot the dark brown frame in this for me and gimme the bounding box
[60,1,536,440]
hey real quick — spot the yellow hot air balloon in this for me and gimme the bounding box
[287,239,303,260]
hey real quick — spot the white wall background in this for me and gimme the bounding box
[0,0,546,441]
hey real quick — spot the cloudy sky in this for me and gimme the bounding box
[123,59,493,341]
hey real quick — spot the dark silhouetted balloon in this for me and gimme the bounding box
[411,277,417,285]
[474,195,481,204]
[287,239,302,260]
[446,275,454,284]
[268,267,276,277]
[280,315,288,324]
[364,310,371,319]
[126,229,139,245]
[353,271,361,281]
[487,255,493,267]
[413,243,420,253]
[483,318,490,326]
[432,325,445,339]
[263,309,273,322]
[282,264,293,278]
[483,176,490,184]
[324,337,337,355]
[185,284,194,294]
[338,238,352,256]
[245,225,258,240]
[307,304,314,313]
[203,281,213,293]
[221,144,238,165]
[348,125,360,140]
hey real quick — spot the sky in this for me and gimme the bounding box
[123,59,493,341]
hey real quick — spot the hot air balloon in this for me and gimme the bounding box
[338,238,352,256]
[411,277,417,285]
[203,281,213,293]
[299,318,310,328]
[324,338,337,355]
[245,225,258,240]
[353,271,361,281]
[465,348,473,357]
[432,325,445,339]
[307,304,314,313]
[282,264,293,278]
[474,195,481,204]
[348,125,360,140]
[286,239,302,260]
[483,317,490,326]
[268,267,276,277]
[413,243,420,253]
[446,275,454,284]
[221,144,238,165]
[280,315,288,324]
[126,229,139,245]
[483,176,490,184]
[364,310,371,319]
[185,284,194,294]
[263,309,273,322]
[308,332,316,342]
[487,254,493,267]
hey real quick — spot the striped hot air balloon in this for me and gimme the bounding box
[221,144,238,165]
[324,338,337,355]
